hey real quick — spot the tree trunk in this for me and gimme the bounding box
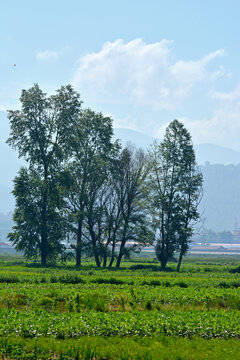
[40,223,47,265]
[91,233,100,267]
[76,219,82,267]
[116,249,124,268]
[93,248,101,267]
[177,249,183,272]
[41,242,47,265]
[109,243,115,268]
[103,252,107,268]
[160,248,168,270]
[116,237,125,268]
[116,222,128,268]
[40,187,47,266]
[156,241,168,270]
[160,259,167,270]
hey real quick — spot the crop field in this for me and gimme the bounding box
[0,255,240,359]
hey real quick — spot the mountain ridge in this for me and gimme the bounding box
[114,127,240,165]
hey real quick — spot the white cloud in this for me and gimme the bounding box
[36,49,63,61]
[173,102,240,151]
[170,50,224,83]
[113,115,141,132]
[0,105,8,111]
[211,83,240,102]
[71,38,240,150]
[169,49,225,100]
[155,111,240,152]
[154,79,240,151]
[72,38,225,110]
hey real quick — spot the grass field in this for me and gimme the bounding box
[0,254,239,359]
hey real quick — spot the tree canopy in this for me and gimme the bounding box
[148,120,203,270]
[7,84,82,264]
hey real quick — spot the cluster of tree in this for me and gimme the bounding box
[192,229,233,244]
[7,84,203,270]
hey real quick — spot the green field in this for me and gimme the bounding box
[0,255,240,359]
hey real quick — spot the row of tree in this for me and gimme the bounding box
[7,84,203,270]
[193,229,233,244]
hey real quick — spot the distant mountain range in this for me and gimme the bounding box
[2,111,240,179]
[1,110,240,232]
[114,128,240,165]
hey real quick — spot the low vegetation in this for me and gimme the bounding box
[0,255,239,359]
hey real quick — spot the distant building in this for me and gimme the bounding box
[233,221,240,242]
[191,245,226,252]
[233,229,240,242]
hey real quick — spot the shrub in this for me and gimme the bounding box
[0,275,20,283]
[229,265,240,273]
[145,300,152,310]
[92,277,124,285]
[175,281,188,288]
[51,274,85,284]
[218,282,230,288]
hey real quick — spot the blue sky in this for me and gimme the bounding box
[1,0,240,149]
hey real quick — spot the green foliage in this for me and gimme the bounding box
[148,120,203,270]
[50,274,85,284]
[7,86,201,270]
[8,167,66,262]
[0,308,239,338]
[91,277,125,285]
[7,84,82,265]
[114,147,155,267]
[229,265,240,273]
[64,108,119,267]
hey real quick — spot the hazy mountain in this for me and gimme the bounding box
[114,128,240,165]
[114,128,154,149]
[195,143,240,165]
[199,163,240,232]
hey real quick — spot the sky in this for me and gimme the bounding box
[1,0,240,150]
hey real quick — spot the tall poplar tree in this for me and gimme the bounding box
[149,120,202,270]
[64,108,119,267]
[115,147,154,268]
[7,84,82,264]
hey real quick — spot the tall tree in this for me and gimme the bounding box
[69,146,153,268]
[149,120,202,270]
[64,108,119,267]
[115,147,154,268]
[8,167,66,262]
[7,84,82,264]
[176,165,202,271]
